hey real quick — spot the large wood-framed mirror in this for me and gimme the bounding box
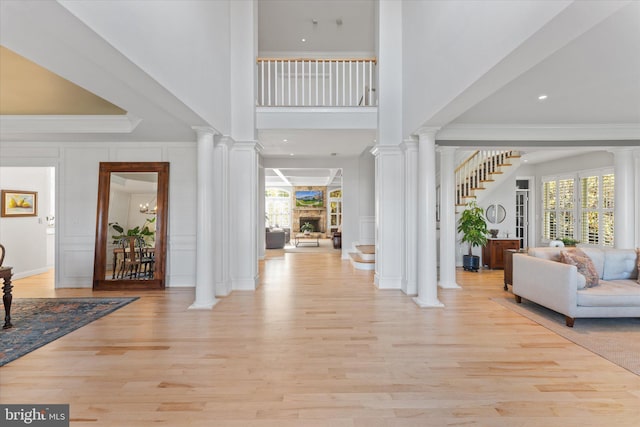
[93,162,169,290]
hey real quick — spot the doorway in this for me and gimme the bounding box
[515,179,531,249]
[0,166,56,286]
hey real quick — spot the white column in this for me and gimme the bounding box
[401,140,418,295]
[258,162,266,260]
[230,141,262,290]
[190,127,219,309]
[612,148,636,249]
[438,146,460,289]
[370,145,404,289]
[414,128,443,308]
[635,149,640,248]
[214,137,231,296]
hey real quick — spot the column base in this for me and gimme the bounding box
[438,281,461,289]
[188,299,220,310]
[412,296,444,308]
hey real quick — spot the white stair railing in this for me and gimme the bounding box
[455,150,519,206]
[256,57,378,107]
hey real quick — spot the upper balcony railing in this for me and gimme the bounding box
[257,57,378,107]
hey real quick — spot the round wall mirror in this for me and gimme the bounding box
[486,204,506,224]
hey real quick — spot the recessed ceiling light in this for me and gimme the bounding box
[301,38,307,42]
[283,139,288,143]
[538,94,548,101]
[289,153,294,156]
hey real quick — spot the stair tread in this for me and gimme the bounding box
[349,253,375,263]
[355,245,375,254]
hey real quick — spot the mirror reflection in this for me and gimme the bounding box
[106,172,158,281]
[93,162,168,290]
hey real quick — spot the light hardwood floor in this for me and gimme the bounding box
[2,252,639,426]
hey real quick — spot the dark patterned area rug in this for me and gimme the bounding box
[0,297,138,366]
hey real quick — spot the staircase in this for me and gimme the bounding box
[455,150,521,211]
[349,245,375,270]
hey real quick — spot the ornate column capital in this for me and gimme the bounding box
[192,126,219,139]
[414,126,441,140]
[370,145,403,157]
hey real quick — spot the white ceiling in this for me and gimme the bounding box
[452,3,640,125]
[260,129,375,158]
[2,1,637,186]
[266,167,342,187]
[258,0,375,54]
[258,0,639,185]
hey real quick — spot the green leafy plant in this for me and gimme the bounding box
[300,222,314,233]
[559,237,579,247]
[457,201,488,256]
[109,217,156,245]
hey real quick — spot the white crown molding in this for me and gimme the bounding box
[0,114,141,134]
[437,123,640,141]
[370,144,403,156]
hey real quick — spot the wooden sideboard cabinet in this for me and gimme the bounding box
[482,238,520,270]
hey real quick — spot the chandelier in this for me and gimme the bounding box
[139,198,157,215]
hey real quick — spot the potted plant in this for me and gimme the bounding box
[559,237,579,247]
[109,217,156,246]
[457,201,488,272]
[300,222,314,235]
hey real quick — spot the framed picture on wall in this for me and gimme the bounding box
[1,190,38,217]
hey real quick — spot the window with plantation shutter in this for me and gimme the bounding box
[580,171,614,247]
[542,169,614,246]
[542,176,575,241]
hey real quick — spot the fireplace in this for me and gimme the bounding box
[299,217,322,233]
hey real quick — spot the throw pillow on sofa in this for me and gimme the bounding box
[560,249,599,288]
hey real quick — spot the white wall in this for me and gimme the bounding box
[532,150,613,177]
[0,141,197,288]
[0,167,52,278]
[59,0,232,132]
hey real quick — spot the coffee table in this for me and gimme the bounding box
[294,232,320,247]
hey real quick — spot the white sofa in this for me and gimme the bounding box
[513,247,640,327]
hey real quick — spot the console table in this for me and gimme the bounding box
[1,265,14,329]
[482,238,520,270]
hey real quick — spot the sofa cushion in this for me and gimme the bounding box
[560,249,599,288]
[602,249,638,280]
[528,247,562,262]
[577,280,640,307]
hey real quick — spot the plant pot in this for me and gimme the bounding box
[463,254,480,272]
